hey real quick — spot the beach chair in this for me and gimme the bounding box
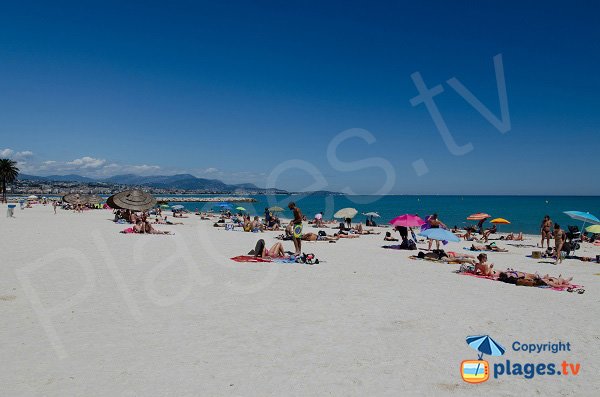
[565,226,582,254]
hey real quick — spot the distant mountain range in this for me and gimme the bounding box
[18,173,288,193]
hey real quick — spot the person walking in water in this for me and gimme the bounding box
[288,202,303,256]
[540,215,553,248]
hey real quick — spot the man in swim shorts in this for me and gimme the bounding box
[288,201,303,255]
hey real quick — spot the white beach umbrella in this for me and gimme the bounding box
[334,208,358,219]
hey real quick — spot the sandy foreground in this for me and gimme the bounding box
[1,205,599,396]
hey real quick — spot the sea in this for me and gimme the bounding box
[161,195,600,235]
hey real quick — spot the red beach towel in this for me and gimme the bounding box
[230,255,272,263]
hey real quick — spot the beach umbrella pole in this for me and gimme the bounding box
[474,353,484,375]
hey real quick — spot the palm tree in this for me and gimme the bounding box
[0,158,19,203]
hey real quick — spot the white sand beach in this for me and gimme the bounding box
[1,205,599,396]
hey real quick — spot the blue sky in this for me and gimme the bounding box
[0,1,598,194]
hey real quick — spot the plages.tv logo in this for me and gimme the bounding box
[460,335,505,384]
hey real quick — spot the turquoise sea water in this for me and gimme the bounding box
[163,195,600,235]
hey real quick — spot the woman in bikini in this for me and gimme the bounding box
[470,242,508,252]
[540,215,553,249]
[261,241,287,258]
[474,253,496,276]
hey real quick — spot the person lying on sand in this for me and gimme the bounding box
[498,269,574,288]
[503,232,524,241]
[541,274,574,288]
[470,243,508,252]
[333,232,360,239]
[154,216,183,225]
[302,232,339,242]
[417,250,477,264]
[350,223,380,235]
[384,231,399,241]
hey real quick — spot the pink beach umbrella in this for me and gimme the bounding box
[389,214,426,227]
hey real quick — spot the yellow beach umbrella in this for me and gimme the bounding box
[490,218,510,224]
[585,225,600,234]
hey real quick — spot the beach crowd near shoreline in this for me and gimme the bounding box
[2,192,599,396]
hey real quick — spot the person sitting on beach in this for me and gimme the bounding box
[481,225,497,242]
[460,229,478,241]
[472,253,496,276]
[144,221,172,234]
[261,241,287,258]
[384,231,398,241]
[251,216,264,232]
[314,212,324,228]
[470,242,508,252]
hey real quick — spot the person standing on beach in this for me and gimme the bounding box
[426,213,446,250]
[540,215,553,248]
[554,223,566,264]
[288,202,303,255]
[52,200,57,214]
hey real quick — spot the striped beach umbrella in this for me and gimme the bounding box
[466,335,505,358]
[467,213,490,220]
[466,335,505,378]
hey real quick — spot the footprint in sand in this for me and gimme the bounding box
[0,295,16,301]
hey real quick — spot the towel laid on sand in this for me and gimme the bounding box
[230,255,272,263]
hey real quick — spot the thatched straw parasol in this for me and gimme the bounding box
[62,193,84,204]
[107,189,156,211]
[85,195,104,205]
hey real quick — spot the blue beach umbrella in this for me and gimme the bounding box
[564,211,600,238]
[419,228,460,243]
[171,205,184,210]
[564,211,600,225]
[466,335,505,377]
[466,335,506,358]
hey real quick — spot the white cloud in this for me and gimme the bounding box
[0,148,15,158]
[5,148,265,186]
[14,150,34,160]
[67,156,106,169]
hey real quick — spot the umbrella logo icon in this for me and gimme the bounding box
[460,335,505,384]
